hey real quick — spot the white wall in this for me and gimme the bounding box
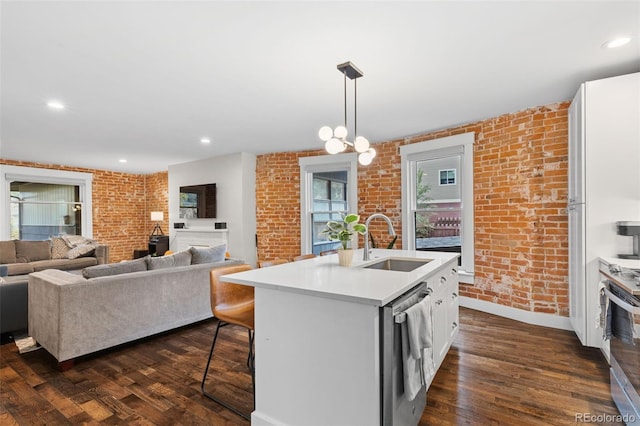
[168,152,256,267]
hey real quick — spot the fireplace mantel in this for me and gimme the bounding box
[174,228,228,252]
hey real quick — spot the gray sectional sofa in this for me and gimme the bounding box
[0,238,109,335]
[28,246,243,369]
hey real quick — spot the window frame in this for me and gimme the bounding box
[299,154,358,255]
[438,169,457,186]
[0,165,93,240]
[400,133,474,283]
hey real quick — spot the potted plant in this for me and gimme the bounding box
[321,213,367,266]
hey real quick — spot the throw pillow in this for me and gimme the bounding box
[189,244,227,265]
[15,240,51,262]
[0,241,17,264]
[67,244,95,259]
[82,257,148,279]
[146,250,192,270]
[50,237,71,259]
[60,234,95,248]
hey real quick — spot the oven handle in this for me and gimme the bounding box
[604,287,640,315]
[394,288,432,324]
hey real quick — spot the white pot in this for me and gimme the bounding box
[337,248,354,267]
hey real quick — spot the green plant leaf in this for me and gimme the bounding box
[352,224,367,234]
[344,214,359,224]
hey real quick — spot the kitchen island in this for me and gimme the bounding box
[223,248,459,425]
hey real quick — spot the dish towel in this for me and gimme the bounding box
[598,279,609,336]
[401,295,434,401]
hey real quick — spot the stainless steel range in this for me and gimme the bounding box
[602,263,640,425]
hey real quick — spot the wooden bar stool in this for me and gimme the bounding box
[258,258,289,268]
[201,264,254,420]
[293,253,316,261]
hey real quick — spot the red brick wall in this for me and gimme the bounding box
[0,159,168,263]
[256,102,570,316]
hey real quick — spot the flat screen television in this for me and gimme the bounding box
[179,183,216,219]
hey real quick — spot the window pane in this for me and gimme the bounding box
[310,170,350,255]
[414,156,462,265]
[331,181,345,201]
[331,201,347,212]
[10,182,81,240]
[313,178,329,200]
[415,205,462,263]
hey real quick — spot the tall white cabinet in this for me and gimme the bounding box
[568,72,640,349]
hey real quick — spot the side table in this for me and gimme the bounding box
[133,249,149,259]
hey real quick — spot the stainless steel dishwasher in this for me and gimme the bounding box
[380,280,430,425]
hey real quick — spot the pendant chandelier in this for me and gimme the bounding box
[318,61,376,166]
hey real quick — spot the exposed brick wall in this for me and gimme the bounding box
[256,102,570,316]
[0,159,168,263]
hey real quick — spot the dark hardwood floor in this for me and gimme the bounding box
[0,308,619,425]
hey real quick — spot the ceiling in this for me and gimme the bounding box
[1,1,638,174]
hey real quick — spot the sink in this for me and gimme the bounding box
[362,257,432,272]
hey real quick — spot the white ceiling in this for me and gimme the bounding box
[1,1,639,174]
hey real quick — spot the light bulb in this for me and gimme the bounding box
[354,136,370,153]
[334,125,348,139]
[325,138,344,155]
[369,147,377,159]
[318,126,333,142]
[338,141,348,153]
[358,152,373,166]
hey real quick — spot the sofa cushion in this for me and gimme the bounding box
[67,244,96,259]
[15,241,51,263]
[50,237,71,259]
[0,241,17,264]
[189,244,227,265]
[146,250,192,270]
[6,263,34,276]
[82,258,148,279]
[32,257,98,272]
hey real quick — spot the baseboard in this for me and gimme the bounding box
[460,296,573,331]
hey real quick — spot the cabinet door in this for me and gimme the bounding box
[568,85,585,205]
[448,282,459,342]
[431,288,448,367]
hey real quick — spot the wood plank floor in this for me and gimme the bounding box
[0,308,619,425]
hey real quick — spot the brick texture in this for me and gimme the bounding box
[0,159,168,263]
[256,102,570,316]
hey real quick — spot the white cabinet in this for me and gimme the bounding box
[428,259,459,370]
[568,72,640,348]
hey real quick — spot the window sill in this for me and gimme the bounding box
[458,270,474,285]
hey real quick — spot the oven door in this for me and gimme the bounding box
[604,284,640,425]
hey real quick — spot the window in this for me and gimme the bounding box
[300,154,358,255]
[0,165,93,240]
[400,133,474,283]
[10,182,83,240]
[439,169,456,185]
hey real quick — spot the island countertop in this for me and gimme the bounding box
[222,249,459,306]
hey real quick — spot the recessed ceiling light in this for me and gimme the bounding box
[118,159,127,163]
[200,137,211,144]
[46,100,65,110]
[602,36,632,49]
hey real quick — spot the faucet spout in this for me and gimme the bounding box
[363,214,396,261]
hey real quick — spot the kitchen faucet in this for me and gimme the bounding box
[363,214,396,261]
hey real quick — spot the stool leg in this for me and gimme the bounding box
[248,329,255,408]
[201,320,223,395]
[201,321,254,421]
